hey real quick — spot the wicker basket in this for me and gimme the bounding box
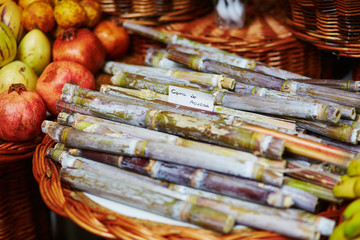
[122,0,348,79]
[286,0,360,79]
[99,0,214,26]
[0,136,51,240]
[33,135,344,240]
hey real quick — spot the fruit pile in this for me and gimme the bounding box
[331,160,360,239]
[0,0,130,141]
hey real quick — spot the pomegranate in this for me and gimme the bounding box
[53,28,106,73]
[93,18,130,60]
[36,60,95,116]
[0,83,46,141]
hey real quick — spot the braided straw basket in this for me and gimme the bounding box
[99,0,214,26]
[33,135,345,240]
[286,0,360,79]
[0,136,51,240]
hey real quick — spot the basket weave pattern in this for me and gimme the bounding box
[33,135,344,240]
[99,0,213,26]
[1,136,51,240]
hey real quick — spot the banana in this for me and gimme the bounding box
[344,198,360,219]
[329,221,350,240]
[354,178,360,197]
[333,176,360,198]
[348,160,360,177]
[344,211,360,238]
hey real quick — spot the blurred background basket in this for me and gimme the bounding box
[120,0,350,79]
[0,136,51,240]
[286,0,360,79]
[32,134,345,240]
[99,0,214,26]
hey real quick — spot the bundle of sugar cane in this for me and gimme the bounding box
[167,49,360,109]
[55,146,320,212]
[51,151,328,239]
[102,61,235,90]
[234,82,355,120]
[60,167,235,234]
[61,84,355,167]
[289,78,360,93]
[100,84,298,134]
[122,21,308,80]
[96,84,356,167]
[55,144,331,233]
[49,147,288,207]
[60,167,321,240]
[57,111,340,191]
[42,121,283,184]
[58,111,286,171]
[60,88,286,160]
[106,69,341,123]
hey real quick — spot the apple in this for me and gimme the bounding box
[36,61,95,116]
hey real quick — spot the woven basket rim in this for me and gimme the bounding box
[32,135,344,240]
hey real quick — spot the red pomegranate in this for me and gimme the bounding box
[0,83,47,141]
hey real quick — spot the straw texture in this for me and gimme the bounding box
[33,135,343,240]
[0,136,51,240]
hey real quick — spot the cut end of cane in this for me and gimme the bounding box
[57,111,70,125]
[222,77,235,90]
[325,106,341,123]
[317,216,336,236]
[261,135,285,160]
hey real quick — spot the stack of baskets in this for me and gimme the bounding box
[286,0,360,79]
[0,136,51,240]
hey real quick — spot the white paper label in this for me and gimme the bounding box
[168,86,214,111]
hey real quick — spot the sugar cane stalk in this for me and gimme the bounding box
[42,121,280,183]
[58,111,286,171]
[145,48,190,70]
[286,161,341,190]
[60,167,235,234]
[122,21,307,80]
[167,49,360,109]
[241,123,355,167]
[234,82,355,120]
[294,119,360,144]
[111,69,213,93]
[49,148,289,207]
[213,90,341,123]
[289,78,360,93]
[283,177,342,204]
[103,61,235,90]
